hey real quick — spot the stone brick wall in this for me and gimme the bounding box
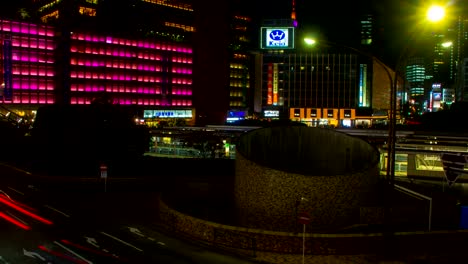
[234,127,380,232]
[158,196,468,261]
[234,153,380,232]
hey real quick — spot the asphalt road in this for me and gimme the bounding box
[0,162,259,264]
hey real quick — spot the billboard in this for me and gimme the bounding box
[260,27,295,49]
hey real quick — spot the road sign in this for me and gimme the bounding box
[440,153,467,186]
[100,164,108,179]
[298,212,311,225]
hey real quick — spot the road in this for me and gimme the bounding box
[0,162,260,264]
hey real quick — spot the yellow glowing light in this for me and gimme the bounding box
[304,38,316,45]
[442,41,453,47]
[427,5,445,22]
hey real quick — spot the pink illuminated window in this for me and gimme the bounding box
[30,68,38,76]
[47,81,54,90]
[39,81,46,90]
[21,95,30,104]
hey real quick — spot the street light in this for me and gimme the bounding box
[303,4,446,231]
[387,4,447,189]
[427,5,445,22]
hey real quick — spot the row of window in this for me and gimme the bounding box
[229,80,249,88]
[4,94,55,104]
[70,96,192,106]
[69,71,191,84]
[142,0,194,11]
[0,20,55,37]
[70,85,192,95]
[164,22,195,32]
[71,33,192,53]
[70,59,192,73]
[12,67,55,76]
[71,45,193,63]
[10,79,55,90]
[229,91,244,97]
[230,101,244,107]
[10,37,55,50]
[12,52,55,63]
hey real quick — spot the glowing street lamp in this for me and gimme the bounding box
[303,38,316,46]
[427,5,445,22]
[387,4,447,188]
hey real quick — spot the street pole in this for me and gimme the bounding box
[302,223,306,264]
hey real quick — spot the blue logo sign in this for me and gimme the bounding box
[269,30,285,41]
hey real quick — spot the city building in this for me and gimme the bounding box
[455,16,468,102]
[253,18,402,128]
[0,18,194,125]
[1,0,256,126]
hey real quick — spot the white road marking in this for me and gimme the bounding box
[23,248,45,261]
[147,237,155,241]
[6,187,23,196]
[0,255,10,264]
[100,232,143,252]
[5,211,29,226]
[127,227,145,237]
[0,190,12,200]
[44,205,70,217]
[157,241,166,246]
[54,241,93,264]
[84,237,99,248]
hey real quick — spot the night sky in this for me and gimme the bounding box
[248,0,464,65]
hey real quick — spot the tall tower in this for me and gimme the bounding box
[291,0,297,27]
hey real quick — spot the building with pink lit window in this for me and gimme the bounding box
[0,19,194,124]
[0,20,56,107]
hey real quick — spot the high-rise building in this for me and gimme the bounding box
[405,57,427,99]
[0,19,194,124]
[360,14,373,46]
[1,0,255,125]
[454,16,468,102]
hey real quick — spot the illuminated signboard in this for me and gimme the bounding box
[143,109,192,118]
[264,110,279,117]
[260,27,295,49]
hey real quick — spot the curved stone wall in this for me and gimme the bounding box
[234,127,380,232]
[158,196,468,263]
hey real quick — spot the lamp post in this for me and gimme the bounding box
[387,4,447,189]
[303,4,447,231]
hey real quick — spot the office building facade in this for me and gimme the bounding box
[0,19,194,124]
[27,0,254,125]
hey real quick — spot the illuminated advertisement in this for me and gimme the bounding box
[267,63,273,105]
[273,63,278,105]
[264,110,279,117]
[143,109,192,118]
[260,27,295,49]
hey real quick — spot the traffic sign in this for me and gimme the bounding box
[100,164,108,179]
[298,212,311,225]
